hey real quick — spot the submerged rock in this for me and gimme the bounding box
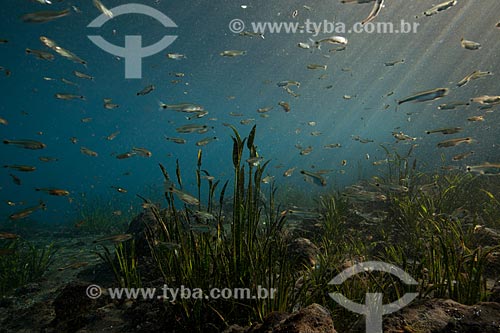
[286,237,319,269]
[126,209,161,257]
[224,303,336,333]
[49,280,106,331]
[348,298,500,333]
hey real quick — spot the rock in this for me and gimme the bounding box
[472,226,500,247]
[490,280,500,302]
[126,210,161,257]
[286,237,319,270]
[49,281,105,331]
[348,298,500,333]
[224,303,336,333]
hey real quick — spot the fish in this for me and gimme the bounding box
[58,262,89,271]
[372,159,388,166]
[35,188,70,196]
[307,64,327,70]
[324,143,342,148]
[384,59,405,66]
[196,136,217,146]
[70,137,78,144]
[21,8,70,23]
[132,147,152,157]
[137,84,155,96]
[397,88,449,105]
[61,78,79,87]
[40,36,86,65]
[80,147,98,157]
[262,175,274,184]
[361,0,384,25]
[193,211,215,221]
[176,124,210,134]
[257,106,273,113]
[104,100,119,109]
[425,127,462,135]
[189,224,214,233]
[93,0,113,18]
[10,173,21,185]
[9,200,46,220]
[300,170,327,186]
[3,139,46,149]
[25,48,55,61]
[0,232,19,240]
[0,117,7,125]
[437,101,470,110]
[111,186,127,193]
[55,93,85,100]
[165,137,187,144]
[160,103,204,112]
[239,31,265,39]
[283,167,296,177]
[311,131,322,136]
[437,137,474,148]
[39,156,58,162]
[470,95,500,105]
[73,70,94,80]
[240,119,255,125]
[116,152,136,159]
[167,186,200,205]
[278,101,291,112]
[93,234,133,244]
[3,165,36,172]
[467,115,484,122]
[423,0,457,16]
[341,159,348,166]
[220,50,246,57]
[352,136,374,143]
[393,132,416,142]
[300,146,313,155]
[452,151,474,161]
[297,42,310,49]
[466,163,500,176]
[166,53,186,60]
[246,156,263,167]
[341,0,375,3]
[461,38,481,50]
[373,183,408,193]
[106,131,120,141]
[80,117,92,123]
[315,36,348,46]
[457,70,492,87]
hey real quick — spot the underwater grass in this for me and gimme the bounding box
[97,240,142,289]
[73,195,132,234]
[0,239,56,297]
[138,125,300,330]
[95,127,500,331]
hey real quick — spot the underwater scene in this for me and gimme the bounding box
[1,0,500,332]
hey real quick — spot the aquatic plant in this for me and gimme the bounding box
[0,239,56,296]
[141,125,299,330]
[73,195,132,234]
[97,240,141,289]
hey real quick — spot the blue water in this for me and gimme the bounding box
[1,0,499,223]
